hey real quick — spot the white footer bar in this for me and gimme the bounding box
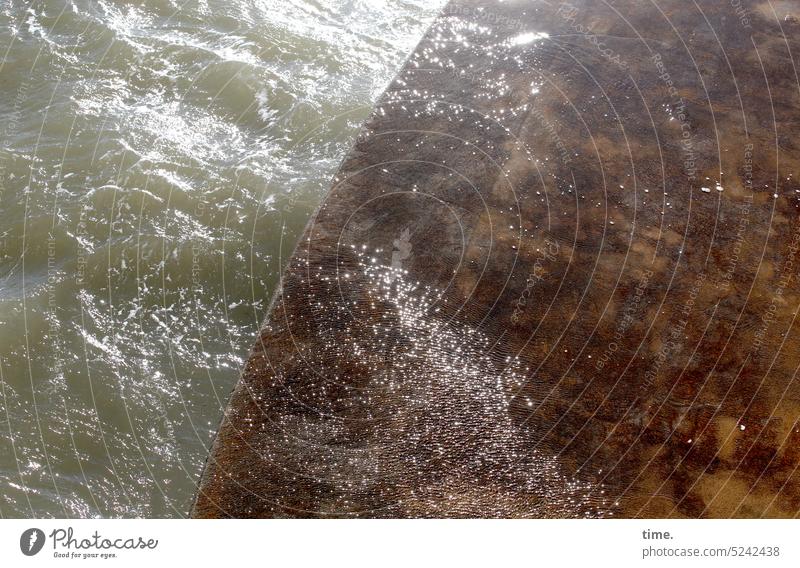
[1,519,796,567]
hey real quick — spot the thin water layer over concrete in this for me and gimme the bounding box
[194,0,800,518]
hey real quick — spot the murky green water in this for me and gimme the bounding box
[0,0,441,518]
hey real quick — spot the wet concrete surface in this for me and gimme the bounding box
[193,0,800,518]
